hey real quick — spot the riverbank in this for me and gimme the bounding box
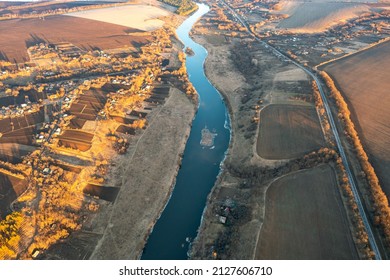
[189,32,270,259]
[85,2,198,260]
[34,33,197,260]
[90,87,195,259]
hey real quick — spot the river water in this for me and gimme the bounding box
[141,4,231,260]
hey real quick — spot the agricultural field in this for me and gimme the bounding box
[67,4,172,32]
[0,108,44,145]
[83,184,120,203]
[256,164,358,260]
[0,15,150,63]
[0,171,27,218]
[0,0,102,17]
[273,67,308,82]
[115,125,135,135]
[58,129,94,152]
[0,1,27,9]
[0,89,46,106]
[0,109,44,135]
[68,89,107,121]
[272,0,379,33]
[0,143,36,164]
[257,104,325,159]
[322,40,390,198]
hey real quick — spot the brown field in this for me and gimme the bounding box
[202,34,228,46]
[257,104,324,159]
[0,143,36,163]
[0,109,44,134]
[58,129,94,151]
[0,127,36,145]
[68,118,87,129]
[0,108,44,145]
[0,15,151,63]
[115,125,136,135]
[323,41,390,198]
[0,89,47,106]
[0,1,27,9]
[67,4,171,32]
[0,171,27,218]
[69,88,107,121]
[275,2,371,33]
[0,1,99,17]
[256,164,358,259]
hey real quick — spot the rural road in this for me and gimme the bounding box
[219,0,382,260]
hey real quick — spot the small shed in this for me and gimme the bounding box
[219,216,227,224]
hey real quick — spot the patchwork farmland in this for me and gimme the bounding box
[69,88,108,122]
[0,108,44,145]
[0,15,151,63]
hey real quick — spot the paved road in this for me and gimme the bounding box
[220,0,382,260]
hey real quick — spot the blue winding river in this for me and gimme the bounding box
[141,4,231,260]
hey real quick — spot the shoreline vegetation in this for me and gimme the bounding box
[159,0,198,16]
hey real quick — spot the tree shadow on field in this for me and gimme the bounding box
[25,33,46,48]
[130,40,145,50]
[88,44,101,52]
[123,27,139,34]
[0,50,9,62]
[0,174,14,218]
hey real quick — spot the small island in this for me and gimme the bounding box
[200,126,217,147]
[185,47,195,56]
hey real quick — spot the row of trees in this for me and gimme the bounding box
[208,146,376,259]
[311,81,373,256]
[306,148,374,258]
[321,71,390,248]
[160,0,198,16]
[333,153,375,258]
[312,81,333,144]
